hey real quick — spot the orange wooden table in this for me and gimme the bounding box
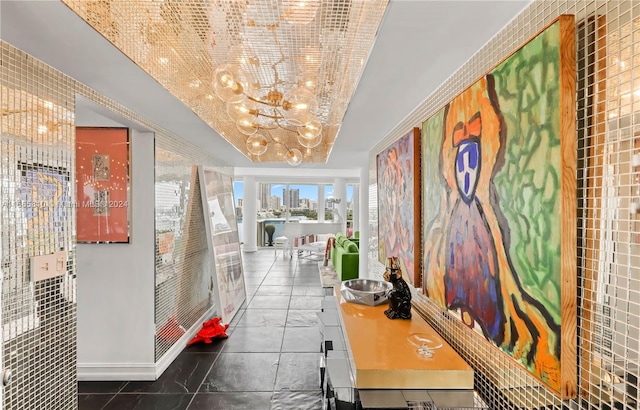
[335,288,474,390]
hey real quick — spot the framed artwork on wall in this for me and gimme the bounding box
[198,166,246,324]
[376,127,421,286]
[18,163,71,254]
[76,127,130,243]
[421,16,576,398]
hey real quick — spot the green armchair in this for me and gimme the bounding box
[331,232,359,281]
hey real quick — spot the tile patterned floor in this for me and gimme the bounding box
[78,249,325,410]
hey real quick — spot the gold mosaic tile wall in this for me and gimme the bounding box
[370,1,640,408]
[1,38,225,408]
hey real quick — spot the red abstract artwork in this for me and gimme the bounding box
[76,127,130,243]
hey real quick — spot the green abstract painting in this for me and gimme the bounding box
[421,16,576,397]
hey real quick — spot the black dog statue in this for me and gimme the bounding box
[383,257,412,320]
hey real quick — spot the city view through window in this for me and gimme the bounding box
[233,182,354,221]
[233,182,355,245]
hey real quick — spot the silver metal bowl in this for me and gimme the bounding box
[340,279,392,306]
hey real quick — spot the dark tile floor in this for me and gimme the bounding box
[78,248,326,410]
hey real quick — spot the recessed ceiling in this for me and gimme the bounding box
[61,0,389,165]
[0,0,530,171]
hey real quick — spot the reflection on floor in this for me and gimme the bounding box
[78,248,324,410]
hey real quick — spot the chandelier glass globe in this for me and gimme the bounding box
[236,113,258,136]
[271,142,287,159]
[282,87,318,126]
[298,133,322,149]
[286,148,303,166]
[226,100,256,123]
[246,134,268,155]
[297,118,322,140]
[213,64,250,104]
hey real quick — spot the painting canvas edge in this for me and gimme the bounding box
[413,127,422,287]
[558,14,577,400]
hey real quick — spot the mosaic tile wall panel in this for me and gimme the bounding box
[1,37,226,407]
[0,42,77,410]
[154,151,218,361]
[370,1,640,408]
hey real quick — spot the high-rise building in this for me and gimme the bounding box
[259,183,271,210]
[270,195,281,211]
[283,188,300,208]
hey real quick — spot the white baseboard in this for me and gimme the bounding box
[77,306,217,381]
[154,306,217,378]
[77,363,156,381]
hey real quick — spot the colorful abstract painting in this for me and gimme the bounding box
[19,164,70,253]
[421,16,576,397]
[377,128,420,285]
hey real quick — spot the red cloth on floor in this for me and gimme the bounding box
[187,317,229,345]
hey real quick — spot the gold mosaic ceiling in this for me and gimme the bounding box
[61,0,389,164]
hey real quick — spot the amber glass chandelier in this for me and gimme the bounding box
[210,0,332,166]
[213,37,324,165]
[62,0,390,165]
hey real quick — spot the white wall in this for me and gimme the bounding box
[76,106,156,380]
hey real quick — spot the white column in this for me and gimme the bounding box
[353,184,360,233]
[334,177,347,233]
[358,164,369,279]
[317,184,325,223]
[242,176,258,252]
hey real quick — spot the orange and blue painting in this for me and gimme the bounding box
[19,164,70,253]
[377,128,419,285]
[422,17,575,396]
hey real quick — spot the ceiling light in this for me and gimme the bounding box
[286,148,303,166]
[212,48,322,165]
[246,134,269,155]
[237,114,259,136]
[227,100,256,123]
[213,64,250,104]
[63,0,389,164]
[297,132,321,148]
[281,87,317,126]
[297,118,322,140]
